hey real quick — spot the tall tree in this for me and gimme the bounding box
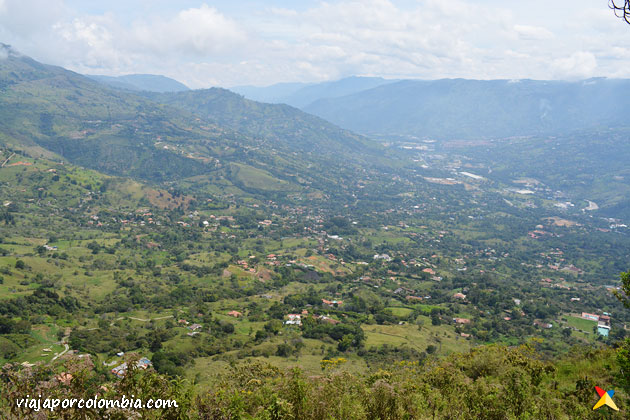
[614,271,630,309]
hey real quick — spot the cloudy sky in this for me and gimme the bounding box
[1,0,629,88]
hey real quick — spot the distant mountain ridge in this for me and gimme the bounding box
[230,76,396,107]
[87,74,189,93]
[229,82,310,104]
[302,78,630,140]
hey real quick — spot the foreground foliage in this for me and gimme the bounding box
[1,343,626,419]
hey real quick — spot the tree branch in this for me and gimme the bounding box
[610,0,630,24]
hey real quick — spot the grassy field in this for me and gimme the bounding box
[231,163,294,191]
[188,337,369,388]
[386,307,414,317]
[1,323,65,365]
[566,315,597,333]
[363,318,470,355]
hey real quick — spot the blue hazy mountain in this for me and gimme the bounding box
[231,76,395,107]
[87,74,189,93]
[303,78,630,140]
[229,82,310,104]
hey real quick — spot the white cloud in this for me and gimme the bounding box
[130,5,247,56]
[52,4,247,61]
[552,51,598,79]
[53,15,128,70]
[0,0,66,38]
[514,25,554,41]
[0,0,629,87]
[269,7,298,18]
[14,3,250,85]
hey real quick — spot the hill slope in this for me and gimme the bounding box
[0,44,219,181]
[143,88,384,159]
[303,78,630,140]
[87,74,190,93]
[229,81,310,104]
[0,46,393,199]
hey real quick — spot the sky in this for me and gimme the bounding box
[1,0,630,88]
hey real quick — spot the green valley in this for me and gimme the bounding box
[0,47,629,419]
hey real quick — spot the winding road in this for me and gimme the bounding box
[51,328,71,362]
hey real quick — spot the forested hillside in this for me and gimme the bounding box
[0,46,393,201]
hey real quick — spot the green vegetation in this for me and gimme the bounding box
[230,163,294,192]
[0,50,629,418]
[1,343,626,418]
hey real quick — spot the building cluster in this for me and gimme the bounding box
[581,312,612,337]
[111,357,152,378]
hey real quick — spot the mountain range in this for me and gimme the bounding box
[234,76,630,141]
[302,78,630,140]
[86,74,190,93]
[3,45,630,217]
[230,76,395,108]
[0,45,390,201]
